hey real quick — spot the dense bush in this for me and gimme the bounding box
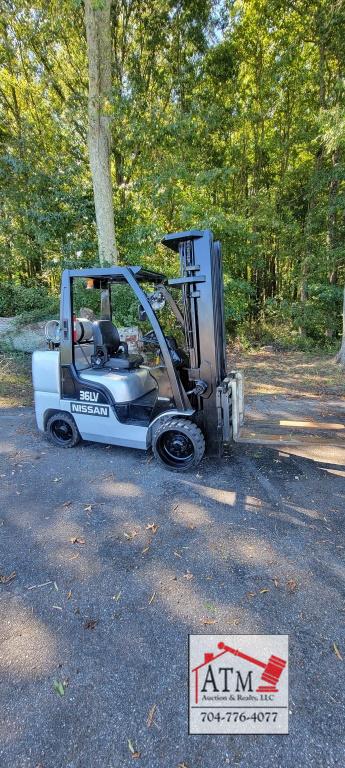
[223,276,254,332]
[238,283,343,351]
[0,282,59,319]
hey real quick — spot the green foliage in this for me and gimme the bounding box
[0,0,344,350]
[290,285,343,341]
[73,281,139,326]
[223,276,254,330]
[0,282,59,319]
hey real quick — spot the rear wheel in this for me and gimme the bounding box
[152,418,205,471]
[46,412,80,448]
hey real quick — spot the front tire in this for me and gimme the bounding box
[152,418,205,471]
[46,412,80,448]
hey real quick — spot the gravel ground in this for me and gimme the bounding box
[0,405,345,768]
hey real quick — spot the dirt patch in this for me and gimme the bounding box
[228,348,345,400]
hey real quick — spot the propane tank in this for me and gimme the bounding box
[72,316,94,343]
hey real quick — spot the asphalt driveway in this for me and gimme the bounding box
[1,404,345,767]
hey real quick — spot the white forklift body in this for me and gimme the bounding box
[33,348,191,450]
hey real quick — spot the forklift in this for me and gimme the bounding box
[32,229,244,471]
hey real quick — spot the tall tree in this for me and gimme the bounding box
[84,0,117,264]
[336,287,345,365]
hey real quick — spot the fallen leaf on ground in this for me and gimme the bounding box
[142,546,150,554]
[84,618,99,630]
[259,588,270,594]
[147,704,157,728]
[70,537,86,545]
[333,642,343,661]
[246,591,256,599]
[0,571,16,584]
[146,523,159,534]
[287,579,298,592]
[53,680,66,696]
[178,762,189,768]
[128,739,141,758]
[272,577,279,588]
[202,617,217,625]
[67,590,72,600]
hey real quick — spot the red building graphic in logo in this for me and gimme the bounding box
[192,640,287,704]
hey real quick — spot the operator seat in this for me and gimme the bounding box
[92,320,143,370]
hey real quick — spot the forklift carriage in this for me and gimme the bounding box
[32,229,244,471]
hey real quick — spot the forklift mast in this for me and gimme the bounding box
[162,230,228,455]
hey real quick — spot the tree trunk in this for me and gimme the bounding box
[298,261,308,336]
[84,0,117,265]
[336,287,345,366]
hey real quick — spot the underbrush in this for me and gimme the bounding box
[0,282,59,322]
[236,319,340,354]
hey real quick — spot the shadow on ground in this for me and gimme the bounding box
[0,403,345,768]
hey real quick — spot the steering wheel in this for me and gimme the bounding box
[141,330,160,346]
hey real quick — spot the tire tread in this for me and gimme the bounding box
[152,417,205,471]
[46,411,80,448]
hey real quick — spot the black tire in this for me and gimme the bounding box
[152,418,205,471]
[46,411,80,448]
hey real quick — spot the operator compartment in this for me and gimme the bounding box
[65,273,186,426]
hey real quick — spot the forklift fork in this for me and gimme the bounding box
[217,371,245,446]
